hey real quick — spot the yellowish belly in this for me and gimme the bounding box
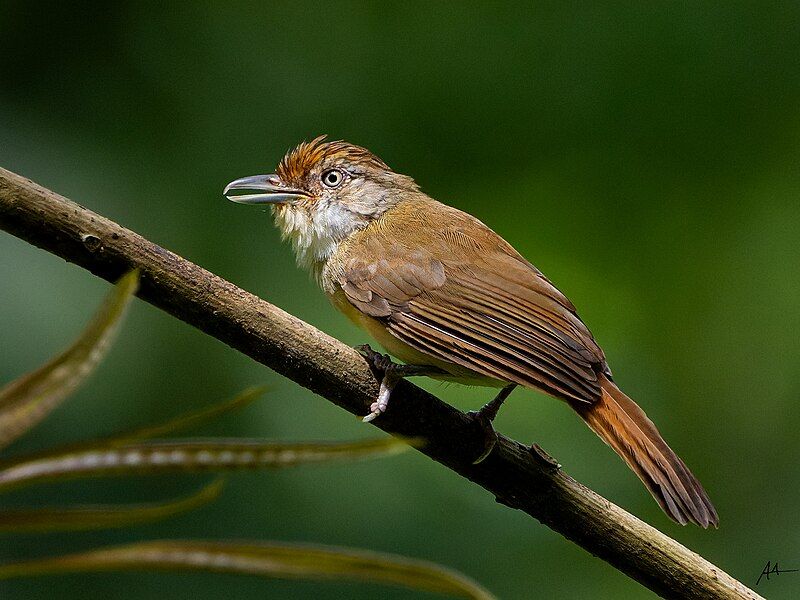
[329,289,506,388]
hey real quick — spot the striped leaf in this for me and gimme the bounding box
[0,479,223,533]
[0,271,139,450]
[101,386,268,445]
[18,386,268,463]
[0,540,495,599]
[0,437,415,493]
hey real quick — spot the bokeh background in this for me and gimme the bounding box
[1,2,799,598]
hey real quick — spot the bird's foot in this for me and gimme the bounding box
[465,409,499,464]
[355,344,395,374]
[355,344,444,423]
[465,384,517,464]
[361,370,402,423]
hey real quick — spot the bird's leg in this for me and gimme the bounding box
[355,344,445,423]
[466,384,517,464]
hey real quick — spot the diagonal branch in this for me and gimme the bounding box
[0,167,760,600]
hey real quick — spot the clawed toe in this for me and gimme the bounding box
[363,401,381,422]
[354,343,374,357]
[362,410,380,423]
[361,371,394,423]
[355,344,394,372]
[466,410,500,464]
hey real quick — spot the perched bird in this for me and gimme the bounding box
[224,136,718,527]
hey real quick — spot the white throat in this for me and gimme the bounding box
[273,203,363,283]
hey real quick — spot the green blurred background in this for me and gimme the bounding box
[1,2,799,598]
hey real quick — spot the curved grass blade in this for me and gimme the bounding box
[0,540,495,599]
[0,437,416,493]
[103,386,268,445]
[0,479,223,533]
[0,270,139,450]
[17,386,269,464]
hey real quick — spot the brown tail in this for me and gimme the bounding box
[573,373,718,527]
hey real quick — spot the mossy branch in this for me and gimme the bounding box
[0,167,761,600]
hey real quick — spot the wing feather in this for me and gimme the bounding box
[338,201,606,404]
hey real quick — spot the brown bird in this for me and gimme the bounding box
[224,136,718,527]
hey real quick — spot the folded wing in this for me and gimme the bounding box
[339,204,607,405]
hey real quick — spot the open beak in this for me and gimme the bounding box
[223,174,310,205]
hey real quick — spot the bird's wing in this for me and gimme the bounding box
[339,206,606,405]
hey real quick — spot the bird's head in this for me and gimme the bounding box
[224,136,418,273]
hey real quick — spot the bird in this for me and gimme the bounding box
[224,136,718,528]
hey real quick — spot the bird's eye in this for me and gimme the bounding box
[321,168,345,188]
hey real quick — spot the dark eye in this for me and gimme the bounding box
[321,168,345,188]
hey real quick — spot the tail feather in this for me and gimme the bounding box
[574,374,718,527]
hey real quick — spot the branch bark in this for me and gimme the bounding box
[0,166,760,600]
